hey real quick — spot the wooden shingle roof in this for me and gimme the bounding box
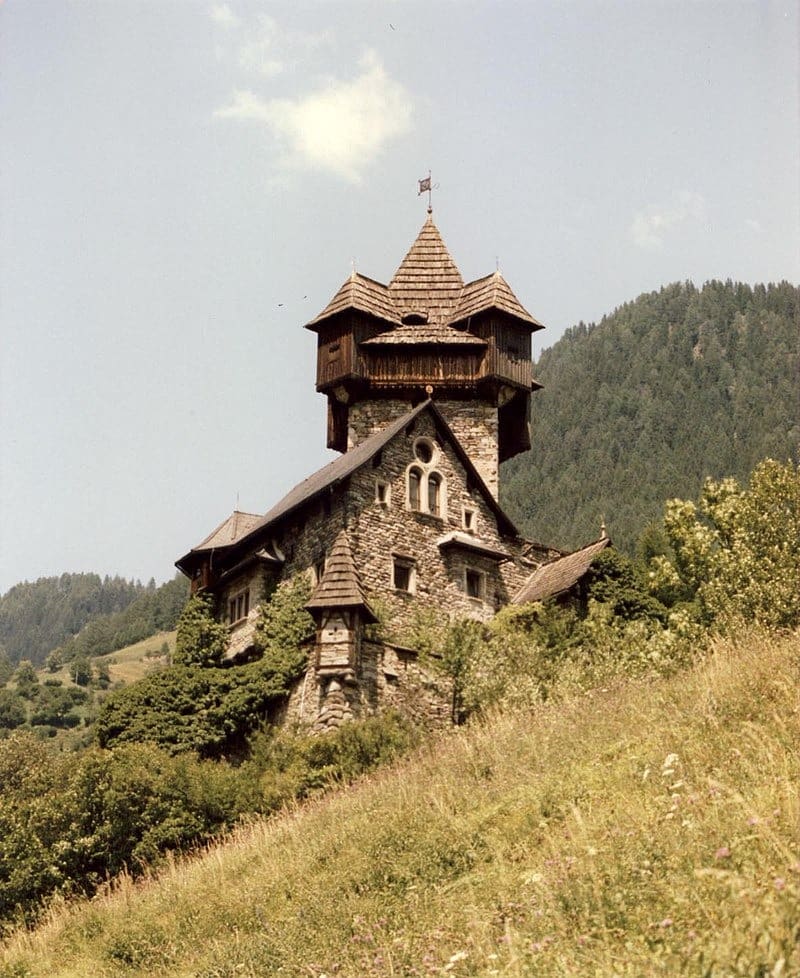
[512,537,611,605]
[361,322,486,347]
[305,530,377,621]
[306,272,399,330]
[388,214,464,326]
[452,272,543,329]
[306,215,542,337]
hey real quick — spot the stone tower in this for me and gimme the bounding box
[305,212,544,497]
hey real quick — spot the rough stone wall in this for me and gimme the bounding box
[347,397,500,497]
[434,399,499,498]
[279,640,452,732]
[345,409,533,638]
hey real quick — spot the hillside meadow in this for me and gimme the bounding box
[1,627,797,978]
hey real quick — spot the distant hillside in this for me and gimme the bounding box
[0,573,187,667]
[501,280,799,553]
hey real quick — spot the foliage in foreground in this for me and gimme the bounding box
[97,576,314,755]
[0,712,417,931]
[420,459,798,718]
[1,629,797,978]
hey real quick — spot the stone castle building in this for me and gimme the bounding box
[176,212,608,729]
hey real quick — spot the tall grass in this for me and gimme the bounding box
[2,628,798,977]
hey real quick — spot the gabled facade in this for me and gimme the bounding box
[176,212,604,730]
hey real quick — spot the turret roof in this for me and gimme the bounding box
[305,530,377,621]
[306,214,541,335]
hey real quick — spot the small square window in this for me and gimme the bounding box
[463,507,477,532]
[393,557,416,593]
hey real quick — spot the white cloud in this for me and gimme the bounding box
[215,51,413,183]
[210,3,239,29]
[630,191,706,249]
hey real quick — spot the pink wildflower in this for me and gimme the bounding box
[715,846,731,860]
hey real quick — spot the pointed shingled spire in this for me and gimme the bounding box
[305,530,378,622]
[388,214,464,326]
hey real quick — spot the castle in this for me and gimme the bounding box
[176,210,607,729]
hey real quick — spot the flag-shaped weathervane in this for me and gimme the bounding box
[418,171,433,212]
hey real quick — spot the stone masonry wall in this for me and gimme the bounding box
[347,397,500,497]
[279,640,452,733]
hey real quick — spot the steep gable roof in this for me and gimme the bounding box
[177,400,522,573]
[305,530,377,621]
[512,537,611,605]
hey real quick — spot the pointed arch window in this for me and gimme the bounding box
[408,466,422,511]
[428,472,442,516]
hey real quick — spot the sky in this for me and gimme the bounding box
[0,0,797,595]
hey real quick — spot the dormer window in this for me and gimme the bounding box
[401,310,428,325]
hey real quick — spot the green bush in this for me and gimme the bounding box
[173,593,229,667]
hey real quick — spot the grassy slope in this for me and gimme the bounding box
[2,630,798,978]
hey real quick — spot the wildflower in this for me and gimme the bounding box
[774,877,786,891]
[747,816,760,826]
[715,846,731,860]
[448,951,468,964]
[659,918,673,928]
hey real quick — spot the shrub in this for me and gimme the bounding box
[173,593,229,667]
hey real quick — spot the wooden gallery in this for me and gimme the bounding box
[176,211,607,729]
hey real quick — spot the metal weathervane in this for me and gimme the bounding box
[418,171,433,213]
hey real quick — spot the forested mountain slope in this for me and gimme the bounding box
[501,280,798,553]
[0,574,187,667]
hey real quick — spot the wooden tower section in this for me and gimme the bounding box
[305,213,544,495]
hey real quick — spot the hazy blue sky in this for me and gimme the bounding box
[1,0,797,594]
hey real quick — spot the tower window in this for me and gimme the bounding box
[413,437,436,464]
[463,507,477,532]
[428,472,442,516]
[408,466,422,510]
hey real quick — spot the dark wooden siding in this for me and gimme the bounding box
[316,319,356,389]
[362,349,484,387]
[468,314,532,388]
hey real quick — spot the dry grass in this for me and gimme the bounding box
[2,628,798,977]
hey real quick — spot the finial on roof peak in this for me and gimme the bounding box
[600,517,608,539]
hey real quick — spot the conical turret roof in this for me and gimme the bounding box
[388,213,464,325]
[305,530,378,622]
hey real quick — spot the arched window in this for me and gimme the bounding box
[408,466,422,510]
[428,472,442,516]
